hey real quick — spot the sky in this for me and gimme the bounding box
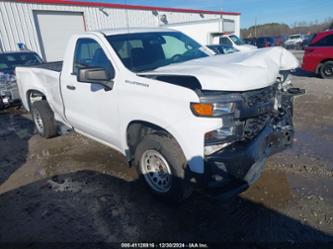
[76,0,333,28]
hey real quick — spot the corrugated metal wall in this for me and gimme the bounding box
[0,0,236,56]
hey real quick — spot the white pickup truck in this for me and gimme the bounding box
[16,28,303,202]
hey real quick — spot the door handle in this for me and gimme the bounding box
[66,85,76,90]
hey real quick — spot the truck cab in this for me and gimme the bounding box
[216,34,257,52]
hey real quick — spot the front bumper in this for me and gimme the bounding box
[199,117,294,199]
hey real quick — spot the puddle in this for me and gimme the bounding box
[0,131,137,194]
[47,178,83,193]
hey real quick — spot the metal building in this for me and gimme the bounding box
[0,0,240,61]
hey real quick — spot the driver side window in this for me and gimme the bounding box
[73,38,114,75]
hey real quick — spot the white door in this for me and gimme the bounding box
[34,11,85,61]
[61,37,122,150]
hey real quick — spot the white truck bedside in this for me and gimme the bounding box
[16,28,304,202]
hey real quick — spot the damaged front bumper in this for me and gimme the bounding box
[195,86,304,200]
[204,119,293,199]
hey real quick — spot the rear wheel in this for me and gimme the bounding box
[320,61,333,79]
[31,100,57,138]
[134,133,192,203]
[0,97,4,111]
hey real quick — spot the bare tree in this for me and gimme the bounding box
[241,18,332,38]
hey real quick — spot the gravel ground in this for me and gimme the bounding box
[0,51,332,248]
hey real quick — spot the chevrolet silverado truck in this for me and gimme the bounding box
[16,28,303,202]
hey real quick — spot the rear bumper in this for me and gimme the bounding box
[197,117,294,199]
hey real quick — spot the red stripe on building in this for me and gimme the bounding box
[12,0,241,15]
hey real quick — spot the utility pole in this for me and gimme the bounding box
[220,0,224,34]
[254,17,257,38]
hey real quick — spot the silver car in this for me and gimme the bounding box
[0,51,43,109]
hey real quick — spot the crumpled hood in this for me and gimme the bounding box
[144,47,299,91]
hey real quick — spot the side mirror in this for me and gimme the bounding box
[78,68,114,90]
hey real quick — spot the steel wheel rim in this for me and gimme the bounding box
[323,64,333,77]
[140,150,172,193]
[33,109,44,134]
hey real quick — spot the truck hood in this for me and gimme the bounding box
[235,44,257,51]
[143,47,299,91]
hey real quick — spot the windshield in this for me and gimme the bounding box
[106,32,209,72]
[0,52,42,74]
[289,35,301,40]
[229,35,245,45]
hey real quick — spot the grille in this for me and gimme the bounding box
[243,86,274,107]
[243,114,271,139]
[240,86,275,140]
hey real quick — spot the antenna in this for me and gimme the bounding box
[124,0,130,33]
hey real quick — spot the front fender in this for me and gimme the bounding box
[119,76,221,174]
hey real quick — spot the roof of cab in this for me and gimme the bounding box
[98,27,176,36]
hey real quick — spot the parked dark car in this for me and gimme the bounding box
[256,37,276,48]
[0,50,43,109]
[274,35,287,46]
[207,44,238,55]
[243,38,257,46]
[302,30,333,79]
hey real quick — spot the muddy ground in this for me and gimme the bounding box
[0,51,332,248]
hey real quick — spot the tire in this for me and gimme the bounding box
[0,97,4,111]
[320,61,333,79]
[134,133,192,203]
[31,100,58,138]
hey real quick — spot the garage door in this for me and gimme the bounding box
[223,19,235,33]
[34,11,85,62]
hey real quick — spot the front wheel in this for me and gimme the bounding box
[134,133,192,203]
[31,100,58,138]
[320,61,333,79]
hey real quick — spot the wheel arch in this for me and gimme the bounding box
[26,89,47,111]
[316,59,333,74]
[125,120,182,162]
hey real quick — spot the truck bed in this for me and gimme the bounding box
[16,63,63,117]
[31,61,63,72]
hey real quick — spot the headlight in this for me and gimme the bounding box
[190,102,235,117]
[191,92,244,152]
[190,92,241,118]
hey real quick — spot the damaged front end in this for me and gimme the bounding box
[196,71,305,198]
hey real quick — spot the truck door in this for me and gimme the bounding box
[61,37,121,150]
